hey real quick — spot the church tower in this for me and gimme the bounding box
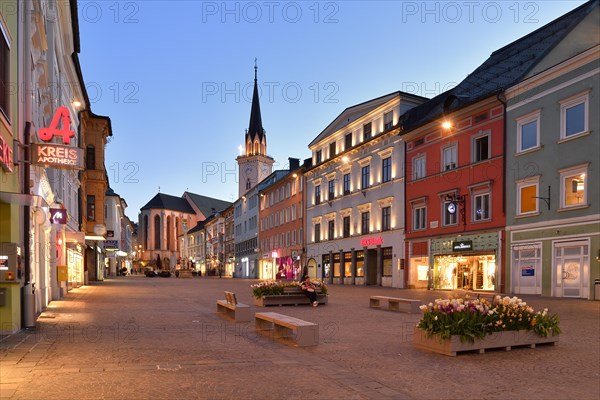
[237,62,274,197]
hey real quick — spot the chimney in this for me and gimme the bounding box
[288,157,300,170]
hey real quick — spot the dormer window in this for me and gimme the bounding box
[329,142,336,159]
[345,133,352,150]
[363,122,372,141]
[384,111,393,130]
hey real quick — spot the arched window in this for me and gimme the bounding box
[246,178,251,190]
[154,215,161,250]
[166,216,172,250]
[143,215,149,250]
[175,217,180,251]
[254,141,260,154]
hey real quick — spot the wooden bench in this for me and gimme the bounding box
[216,291,251,322]
[255,312,319,347]
[254,287,328,307]
[369,296,422,313]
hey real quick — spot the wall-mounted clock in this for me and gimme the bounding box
[447,202,457,214]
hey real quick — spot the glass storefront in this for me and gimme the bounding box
[67,246,84,289]
[409,256,429,289]
[333,253,340,278]
[343,252,352,277]
[433,253,496,291]
[355,251,364,277]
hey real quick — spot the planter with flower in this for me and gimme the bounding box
[251,280,328,307]
[413,295,560,356]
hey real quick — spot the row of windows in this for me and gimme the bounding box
[323,247,393,277]
[411,132,490,180]
[235,215,258,236]
[261,229,304,251]
[517,164,588,215]
[314,157,392,205]
[262,179,302,209]
[261,202,303,231]
[313,206,391,242]
[235,238,257,255]
[411,192,490,231]
[516,92,589,153]
[314,111,394,164]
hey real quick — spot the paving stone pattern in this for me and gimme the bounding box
[1,277,599,399]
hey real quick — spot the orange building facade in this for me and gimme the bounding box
[258,162,304,281]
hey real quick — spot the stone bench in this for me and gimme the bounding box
[255,312,319,347]
[369,296,422,313]
[253,287,328,307]
[216,291,251,322]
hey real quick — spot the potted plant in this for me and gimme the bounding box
[414,295,561,356]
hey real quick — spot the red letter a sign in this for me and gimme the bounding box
[38,106,76,145]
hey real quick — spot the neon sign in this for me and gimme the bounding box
[0,134,14,172]
[32,106,83,169]
[38,106,75,145]
[361,236,383,247]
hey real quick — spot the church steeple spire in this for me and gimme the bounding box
[237,60,274,198]
[247,59,265,146]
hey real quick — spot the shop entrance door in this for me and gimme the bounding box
[555,242,588,298]
[457,263,470,289]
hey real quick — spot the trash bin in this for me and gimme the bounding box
[595,279,600,301]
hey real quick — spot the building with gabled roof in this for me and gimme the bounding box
[400,0,599,296]
[305,90,427,287]
[504,0,599,299]
[138,191,231,271]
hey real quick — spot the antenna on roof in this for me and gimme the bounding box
[158,186,160,193]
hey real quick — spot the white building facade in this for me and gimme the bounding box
[305,92,426,287]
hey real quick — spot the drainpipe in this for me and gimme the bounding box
[497,92,507,216]
[21,0,36,328]
[496,92,507,295]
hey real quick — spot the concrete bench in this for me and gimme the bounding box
[369,296,422,313]
[255,312,319,347]
[216,291,251,322]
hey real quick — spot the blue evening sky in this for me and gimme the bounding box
[77,0,586,221]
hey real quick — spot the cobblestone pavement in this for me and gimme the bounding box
[0,276,598,400]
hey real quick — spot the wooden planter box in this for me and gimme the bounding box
[253,287,328,307]
[413,327,559,356]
